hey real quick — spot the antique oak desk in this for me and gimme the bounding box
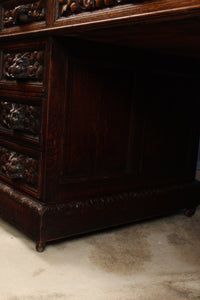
[0,0,200,251]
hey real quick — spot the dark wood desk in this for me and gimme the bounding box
[0,0,200,251]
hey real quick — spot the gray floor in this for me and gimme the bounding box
[0,173,200,300]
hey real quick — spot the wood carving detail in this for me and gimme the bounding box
[2,50,44,81]
[3,0,45,28]
[0,182,44,211]
[0,146,38,186]
[45,181,200,215]
[59,0,131,16]
[0,101,40,136]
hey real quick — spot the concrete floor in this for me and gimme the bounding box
[0,173,200,300]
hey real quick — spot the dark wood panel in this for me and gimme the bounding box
[64,60,134,179]
[44,39,143,202]
[43,38,200,205]
[139,71,199,181]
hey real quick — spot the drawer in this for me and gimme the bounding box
[57,0,133,18]
[0,94,43,144]
[0,143,41,197]
[0,39,48,92]
[2,50,44,81]
[54,0,157,28]
[0,0,46,33]
[54,0,200,32]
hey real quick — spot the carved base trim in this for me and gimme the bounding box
[0,180,45,241]
[47,182,200,212]
[0,180,199,250]
[0,181,44,212]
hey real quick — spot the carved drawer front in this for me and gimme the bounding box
[1,49,44,82]
[0,146,39,188]
[58,0,132,17]
[1,0,46,29]
[0,100,41,138]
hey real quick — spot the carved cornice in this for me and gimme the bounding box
[3,0,45,28]
[0,146,38,186]
[59,0,131,16]
[2,50,44,81]
[0,101,40,136]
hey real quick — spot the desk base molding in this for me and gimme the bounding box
[0,180,199,251]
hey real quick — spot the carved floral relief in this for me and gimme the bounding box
[0,146,38,186]
[3,0,45,28]
[0,101,40,136]
[2,50,44,81]
[59,0,131,16]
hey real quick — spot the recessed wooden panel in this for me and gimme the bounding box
[140,72,199,180]
[63,60,134,180]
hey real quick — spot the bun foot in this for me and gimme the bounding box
[36,241,46,252]
[184,207,196,217]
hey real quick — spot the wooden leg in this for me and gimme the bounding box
[36,241,46,252]
[184,207,196,217]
